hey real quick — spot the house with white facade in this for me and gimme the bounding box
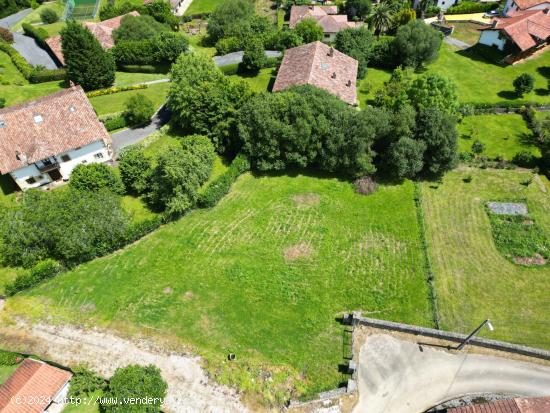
[503,0,550,15]
[0,85,113,191]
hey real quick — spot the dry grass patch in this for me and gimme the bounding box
[283,243,315,262]
[292,193,320,207]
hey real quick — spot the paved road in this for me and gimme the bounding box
[352,334,550,413]
[0,8,32,29]
[445,36,472,50]
[213,50,282,67]
[111,105,171,154]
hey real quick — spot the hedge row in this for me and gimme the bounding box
[102,115,128,131]
[22,23,48,48]
[5,259,64,297]
[86,84,148,98]
[126,215,164,243]
[198,154,250,208]
[446,1,497,14]
[0,40,65,83]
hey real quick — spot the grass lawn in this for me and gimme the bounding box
[422,168,550,349]
[450,22,486,45]
[5,174,433,401]
[62,390,102,413]
[358,43,550,106]
[114,72,168,87]
[457,114,541,160]
[10,1,66,32]
[89,82,170,115]
[40,21,66,36]
[227,67,275,93]
[186,32,217,57]
[185,0,223,15]
[0,365,17,385]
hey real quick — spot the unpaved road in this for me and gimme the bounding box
[352,334,550,413]
[1,321,247,413]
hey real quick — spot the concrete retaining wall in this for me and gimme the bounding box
[350,314,550,361]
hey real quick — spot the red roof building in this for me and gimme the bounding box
[0,358,72,413]
[504,0,550,16]
[289,6,356,41]
[272,41,358,105]
[448,397,550,413]
[45,11,140,65]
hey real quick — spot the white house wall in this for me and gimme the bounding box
[437,0,457,10]
[9,140,110,191]
[479,29,506,50]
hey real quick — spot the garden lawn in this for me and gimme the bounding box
[10,1,66,32]
[457,114,541,160]
[227,67,275,93]
[89,82,169,115]
[185,0,224,15]
[6,174,433,400]
[0,365,17,385]
[422,168,550,350]
[449,22,486,46]
[114,72,168,87]
[61,390,102,413]
[358,43,550,106]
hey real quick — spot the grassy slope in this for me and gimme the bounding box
[10,1,66,32]
[450,22,486,46]
[457,114,541,159]
[0,365,17,384]
[422,168,550,349]
[358,43,550,106]
[89,82,169,115]
[6,174,432,395]
[185,0,223,15]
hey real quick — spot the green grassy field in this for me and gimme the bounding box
[449,22,486,46]
[89,82,169,115]
[227,67,275,93]
[114,73,168,87]
[10,1,66,32]
[0,365,17,384]
[422,168,550,349]
[185,0,223,15]
[6,174,433,400]
[358,43,550,106]
[457,114,541,160]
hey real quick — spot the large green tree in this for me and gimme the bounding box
[241,37,266,72]
[369,3,394,37]
[407,73,459,115]
[118,145,152,194]
[346,0,372,20]
[113,14,169,42]
[394,20,442,69]
[168,53,252,154]
[294,18,324,43]
[334,27,374,78]
[69,163,124,194]
[61,21,116,91]
[207,0,255,43]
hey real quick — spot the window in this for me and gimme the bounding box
[94,153,104,159]
[61,154,71,162]
[26,177,36,184]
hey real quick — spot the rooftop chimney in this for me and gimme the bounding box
[328,47,334,57]
[331,72,337,79]
[346,79,352,87]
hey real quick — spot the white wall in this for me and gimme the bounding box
[479,29,507,50]
[437,0,457,10]
[9,140,111,191]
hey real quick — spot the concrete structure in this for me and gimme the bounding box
[0,358,72,413]
[289,5,356,42]
[272,41,358,105]
[0,86,113,190]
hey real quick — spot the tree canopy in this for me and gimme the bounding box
[294,18,324,43]
[334,27,374,78]
[345,0,372,20]
[207,0,255,43]
[394,20,442,69]
[69,163,124,194]
[113,14,169,42]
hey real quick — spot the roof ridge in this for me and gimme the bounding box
[305,41,322,84]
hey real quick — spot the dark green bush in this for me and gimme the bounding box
[69,366,106,398]
[124,93,155,126]
[22,23,48,46]
[126,215,163,242]
[0,350,22,366]
[40,7,59,23]
[5,259,64,296]
[198,154,250,208]
[70,163,124,194]
[447,1,497,14]
[513,151,537,168]
[118,145,152,194]
[0,27,13,43]
[103,115,128,131]
[29,68,66,83]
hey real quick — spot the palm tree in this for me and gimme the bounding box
[369,3,394,37]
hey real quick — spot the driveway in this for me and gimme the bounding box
[352,334,550,413]
[0,8,32,29]
[111,105,171,154]
[213,50,281,67]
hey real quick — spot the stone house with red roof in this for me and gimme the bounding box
[289,6,357,42]
[272,41,358,105]
[478,9,550,62]
[0,358,73,413]
[504,0,550,15]
[448,396,550,413]
[0,85,113,191]
[45,11,140,66]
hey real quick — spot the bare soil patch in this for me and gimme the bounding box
[513,254,548,266]
[0,321,247,413]
[292,193,320,207]
[163,287,173,295]
[284,243,314,262]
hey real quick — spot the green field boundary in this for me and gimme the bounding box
[414,182,441,329]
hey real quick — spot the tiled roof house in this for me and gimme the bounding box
[448,397,550,413]
[504,0,550,16]
[0,358,73,413]
[0,85,113,190]
[272,41,358,105]
[478,9,550,61]
[289,6,356,41]
[45,11,140,65]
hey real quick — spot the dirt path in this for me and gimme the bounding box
[1,321,248,413]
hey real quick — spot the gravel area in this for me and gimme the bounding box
[487,202,528,215]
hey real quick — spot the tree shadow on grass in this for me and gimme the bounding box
[497,90,519,100]
[456,44,506,67]
[535,88,549,96]
[537,66,550,79]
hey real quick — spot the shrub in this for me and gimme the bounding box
[124,93,155,126]
[368,36,397,69]
[118,145,152,194]
[102,365,167,413]
[0,350,22,366]
[513,73,534,97]
[5,259,64,296]
[447,1,497,14]
[513,151,537,168]
[22,23,48,46]
[241,38,266,72]
[198,153,250,208]
[69,366,106,398]
[125,215,163,242]
[354,176,378,195]
[70,163,124,194]
[0,27,13,43]
[471,139,485,154]
[85,84,147,98]
[113,14,169,42]
[103,115,128,131]
[215,37,241,55]
[40,7,59,23]
[393,20,442,69]
[29,67,66,83]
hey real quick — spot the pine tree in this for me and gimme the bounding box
[61,21,116,91]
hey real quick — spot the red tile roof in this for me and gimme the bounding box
[513,0,550,10]
[448,397,550,413]
[484,9,550,50]
[272,41,358,105]
[289,5,356,33]
[0,359,72,413]
[45,11,139,66]
[0,86,112,174]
